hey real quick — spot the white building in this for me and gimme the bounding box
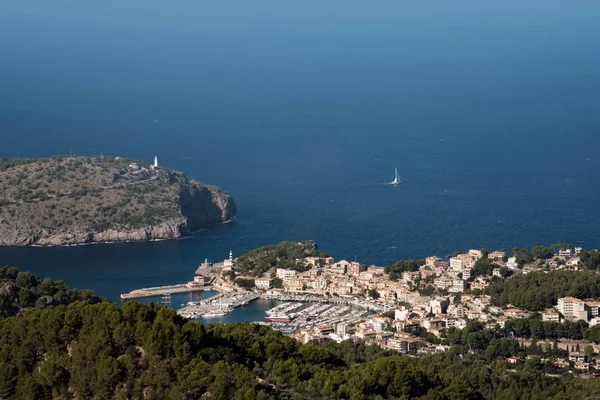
[542,309,560,322]
[223,251,234,271]
[449,279,467,293]
[255,278,272,290]
[557,297,586,321]
[276,268,297,280]
[488,251,506,260]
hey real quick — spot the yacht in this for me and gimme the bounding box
[203,311,226,318]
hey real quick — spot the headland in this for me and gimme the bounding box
[0,155,236,246]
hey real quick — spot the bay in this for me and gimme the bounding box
[1,0,599,306]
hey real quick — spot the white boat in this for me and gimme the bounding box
[203,312,226,317]
[389,168,401,185]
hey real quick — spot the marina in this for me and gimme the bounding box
[261,301,368,332]
[177,291,260,319]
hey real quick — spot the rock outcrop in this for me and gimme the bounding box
[0,156,236,246]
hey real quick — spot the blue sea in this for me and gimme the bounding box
[1,1,600,319]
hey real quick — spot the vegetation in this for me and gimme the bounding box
[0,266,101,317]
[486,270,600,311]
[384,259,425,275]
[0,157,38,172]
[579,249,600,270]
[234,278,255,289]
[470,257,497,279]
[531,246,553,260]
[3,269,600,398]
[235,241,327,277]
[0,155,234,246]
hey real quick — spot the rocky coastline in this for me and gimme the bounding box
[0,156,236,247]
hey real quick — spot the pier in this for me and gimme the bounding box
[120,283,212,300]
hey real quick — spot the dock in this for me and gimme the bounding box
[120,284,212,300]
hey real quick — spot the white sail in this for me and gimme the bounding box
[389,168,401,185]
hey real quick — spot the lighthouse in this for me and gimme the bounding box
[223,250,234,270]
[154,156,159,168]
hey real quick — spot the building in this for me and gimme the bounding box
[191,275,205,286]
[569,352,587,363]
[488,251,506,260]
[223,251,234,270]
[434,277,453,290]
[425,256,444,268]
[468,249,483,259]
[558,249,573,258]
[387,337,420,355]
[150,156,159,170]
[541,309,560,322]
[449,253,477,271]
[585,301,600,320]
[402,271,419,283]
[429,298,449,314]
[276,268,297,280]
[359,271,376,280]
[507,356,521,365]
[285,283,304,292]
[304,257,324,267]
[347,262,367,276]
[328,261,349,275]
[450,279,467,293]
[557,297,586,320]
[461,269,472,280]
[575,362,590,372]
[254,278,272,290]
[506,257,518,269]
[504,308,530,319]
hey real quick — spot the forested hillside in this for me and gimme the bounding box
[2,268,600,399]
[486,270,600,311]
[0,266,100,317]
[235,241,327,276]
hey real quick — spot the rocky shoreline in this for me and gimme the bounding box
[0,156,236,247]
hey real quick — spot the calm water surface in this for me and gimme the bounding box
[1,1,599,305]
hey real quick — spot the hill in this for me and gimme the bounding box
[0,155,236,246]
[0,266,101,317]
[2,268,600,399]
[234,240,328,276]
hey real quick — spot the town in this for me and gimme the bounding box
[174,242,600,376]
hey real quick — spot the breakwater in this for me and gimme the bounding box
[120,283,212,300]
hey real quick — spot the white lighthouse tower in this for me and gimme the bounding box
[154,156,159,168]
[223,250,234,270]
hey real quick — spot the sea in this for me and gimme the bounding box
[1,1,599,323]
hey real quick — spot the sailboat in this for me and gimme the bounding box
[389,168,401,185]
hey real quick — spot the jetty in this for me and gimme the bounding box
[120,283,212,300]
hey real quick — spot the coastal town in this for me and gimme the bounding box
[152,242,600,376]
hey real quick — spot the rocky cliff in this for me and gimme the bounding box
[0,156,236,246]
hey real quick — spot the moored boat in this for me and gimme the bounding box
[266,314,292,323]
